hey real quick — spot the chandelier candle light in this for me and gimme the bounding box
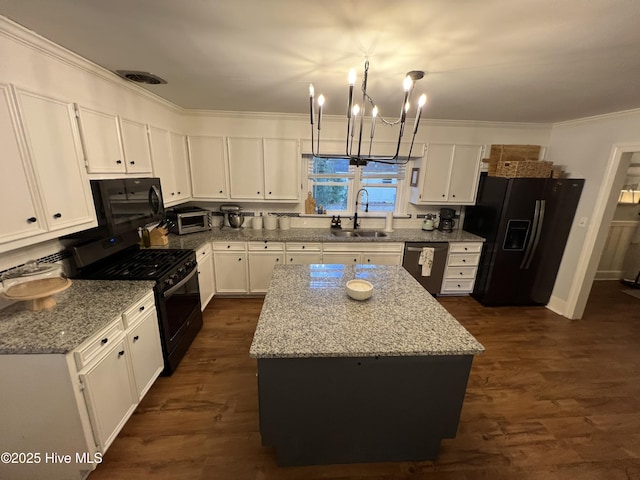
[309,60,427,166]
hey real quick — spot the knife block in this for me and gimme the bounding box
[149,228,169,246]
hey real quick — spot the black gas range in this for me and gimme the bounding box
[71,229,202,375]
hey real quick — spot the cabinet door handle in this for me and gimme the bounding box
[118,350,125,357]
[264,245,267,249]
[268,191,272,195]
[452,194,456,198]
[133,335,140,342]
[257,191,260,195]
[227,245,231,249]
[53,213,62,219]
[101,338,108,345]
[116,160,122,164]
[219,190,223,194]
[275,258,280,262]
[27,217,37,223]
[302,246,305,249]
[130,161,135,165]
[442,194,446,197]
[462,259,466,262]
[139,305,145,312]
[171,192,175,196]
[290,258,294,262]
[177,191,181,195]
[238,257,242,261]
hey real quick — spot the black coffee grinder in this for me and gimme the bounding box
[438,207,456,232]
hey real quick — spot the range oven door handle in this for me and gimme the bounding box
[163,267,198,298]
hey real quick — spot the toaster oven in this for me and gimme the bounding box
[167,207,212,235]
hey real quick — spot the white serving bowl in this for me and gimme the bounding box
[346,279,373,301]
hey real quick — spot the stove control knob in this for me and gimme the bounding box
[164,278,174,288]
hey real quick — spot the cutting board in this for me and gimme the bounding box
[3,277,72,311]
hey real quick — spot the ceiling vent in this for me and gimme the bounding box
[115,70,167,84]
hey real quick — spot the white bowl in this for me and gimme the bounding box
[346,279,373,301]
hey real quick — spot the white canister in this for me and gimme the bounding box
[279,216,291,230]
[252,216,263,229]
[264,214,278,230]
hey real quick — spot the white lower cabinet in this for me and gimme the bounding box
[248,242,285,293]
[440,242,483,294]
[322,242,404,266]
[285,242,323,264]
[78,336,137,452]
[213,242,249,293]
[196,242,215,309]
[0,291,162,480]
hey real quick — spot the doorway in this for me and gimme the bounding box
[566,144,640,318]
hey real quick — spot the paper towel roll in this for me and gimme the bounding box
[384,212,394,232]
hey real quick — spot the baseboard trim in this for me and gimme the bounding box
[546,295,568,318]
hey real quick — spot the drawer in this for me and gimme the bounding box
[448,242,483,254]
[196,242,212,258]
[248,241,285,251]
[441,278,475,293]
[74,318,125,369]
[447,253,481,266]
[212,241,247,251]
[122,291,156,328]
[285,242,322,252]
[444,266,477,279]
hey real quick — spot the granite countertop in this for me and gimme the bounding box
[249,264,484,359]
[0,280,155,355]
[163,227,484,251]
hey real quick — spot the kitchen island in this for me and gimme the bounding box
[249,264,484,466]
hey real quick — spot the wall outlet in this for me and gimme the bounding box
[578,216,588,227]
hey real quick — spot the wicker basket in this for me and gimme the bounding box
[495,160,552,178]
[490,144,541,162]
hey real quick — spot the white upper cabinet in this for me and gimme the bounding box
[169,132,191,203]
[0,83,46,245]
[148,126,190,206]
[227,137,300,202]
[119,118,152,173]
[227,137,264,200]
[188,135,228,199]
[76,106,152,175]
[263,138,300,200]
[410,143,484,205]
[76,106,124,174]
[13,88,95,235]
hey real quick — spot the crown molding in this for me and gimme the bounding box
[552,106,640,128]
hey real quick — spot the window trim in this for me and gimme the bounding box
[306,156,410,216]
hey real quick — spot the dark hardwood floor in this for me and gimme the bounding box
[88,281,640,479]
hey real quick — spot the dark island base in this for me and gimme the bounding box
[257,354,473,466]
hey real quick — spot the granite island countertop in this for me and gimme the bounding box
[0,280,155,355]
[162,227,484,251]
[249,264,484,359]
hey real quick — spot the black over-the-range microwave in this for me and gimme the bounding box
[68,178,165,240]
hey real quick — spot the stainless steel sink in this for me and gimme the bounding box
[331,230,358,237]
[330,229,388,238]
[355,230,388,238]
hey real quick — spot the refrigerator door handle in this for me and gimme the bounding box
[520,200,541,269]
[524,199,546,269]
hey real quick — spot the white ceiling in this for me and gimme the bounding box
[2,0,640,123]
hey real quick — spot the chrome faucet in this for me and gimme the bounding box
[353,188,369,229]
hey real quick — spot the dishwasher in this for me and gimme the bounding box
[402,242,449,295]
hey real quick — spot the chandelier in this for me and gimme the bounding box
[309,60,426,166]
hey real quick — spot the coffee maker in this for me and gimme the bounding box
[438,207,456,232]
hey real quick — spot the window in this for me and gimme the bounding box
[307,156,406,214]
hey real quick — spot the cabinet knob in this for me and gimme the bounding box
[353,258,357,262]
[238,257,242,261]
[116,160,122,164]
[257,191,260,195]
[302,246,305,249]
[462,259,466,262]
[264,245,268,249]
[442,194,446,197]
[177,191,181,195]
[227,245,231,249]
[171,192,175,196]
[452,194,456,198]
[53,213,62,219]
[130,161,135,165]
[133,335,140,342]
[101,338,108,345]
[118,350,125,357]
[27,217,37,223]
[139,305,145,311]
[268,191,272,195]
[290,258,293,262]
[219,190,223,194]
[275,258,280,262]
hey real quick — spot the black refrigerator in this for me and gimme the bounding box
[463,173,584,306]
